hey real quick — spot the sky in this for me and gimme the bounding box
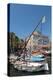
[9,4,51,40]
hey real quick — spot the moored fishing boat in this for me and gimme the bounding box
[14,53,49,72]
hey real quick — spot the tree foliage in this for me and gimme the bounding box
[9,32,20,52]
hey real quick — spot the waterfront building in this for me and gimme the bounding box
[26,31,49,53]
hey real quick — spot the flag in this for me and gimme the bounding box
[42,16,46,23]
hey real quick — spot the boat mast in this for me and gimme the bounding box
[25,16,44,47]
[24,16,44,60]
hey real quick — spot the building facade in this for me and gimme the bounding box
[26,31,49,52]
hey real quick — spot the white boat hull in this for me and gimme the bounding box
[14,61,49,72]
